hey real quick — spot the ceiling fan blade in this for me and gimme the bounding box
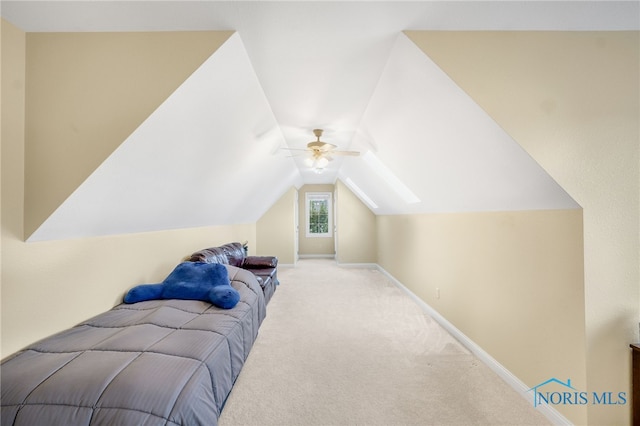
[319,142,337,151]
[331,150,360,156]
[307,141,336,151]
[280,147,309,152]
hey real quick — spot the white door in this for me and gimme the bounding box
[294,190,299,262]
[333,190,338,259]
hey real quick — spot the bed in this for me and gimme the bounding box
[1,265,265,426]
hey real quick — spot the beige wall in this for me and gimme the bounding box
[257,182,376,264]
[256,187,298,264]
[335,180,377,264]
[377,209,586,423]
[1,21,256,358]
[2,224,256,359]
[407,31,639,425]
[1,19,27,358]
[298,184,335,256]
[24,30,232,239]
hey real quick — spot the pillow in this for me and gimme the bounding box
[124,262,240,309]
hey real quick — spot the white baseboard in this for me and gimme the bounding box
[298,254,335,259]
[375,265,573,426]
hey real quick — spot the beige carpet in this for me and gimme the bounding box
[218,259,551,426]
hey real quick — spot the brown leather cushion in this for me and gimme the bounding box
[187,242,245,267]
[186,243,279,297]
[187,247,229,264]
[243,256,278,269]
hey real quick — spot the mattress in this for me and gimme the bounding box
[1,266,265,426]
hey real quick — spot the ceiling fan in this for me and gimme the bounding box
[286,129,360,173]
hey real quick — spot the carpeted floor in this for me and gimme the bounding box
[218,259,551,426]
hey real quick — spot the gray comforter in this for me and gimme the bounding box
[1,266,265,426]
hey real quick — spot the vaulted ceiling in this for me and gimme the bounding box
[2,1,637,241]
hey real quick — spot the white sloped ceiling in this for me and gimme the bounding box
[339,33,580,214]
[28,33,302,241]
[7,1,636,241]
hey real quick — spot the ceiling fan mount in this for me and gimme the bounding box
[307,129,337,154]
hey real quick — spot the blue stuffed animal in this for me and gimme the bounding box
[124,262,240,309]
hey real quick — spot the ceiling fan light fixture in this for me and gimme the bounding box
[309,155,329,173]
[315,156,329,168]
[305,155,329,170]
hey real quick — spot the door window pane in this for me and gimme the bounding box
[306,193,332,237]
